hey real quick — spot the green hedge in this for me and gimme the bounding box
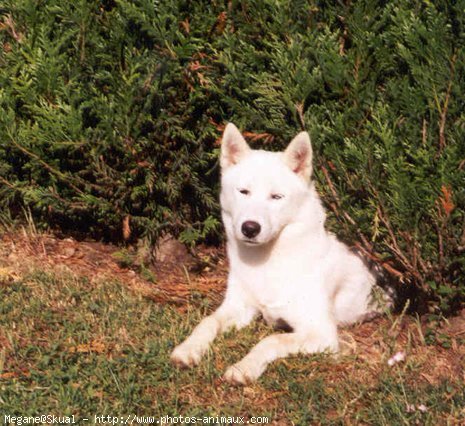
[1,0,464,313]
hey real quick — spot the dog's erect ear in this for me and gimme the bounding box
[284,132,313,180]
[221,123,251,169]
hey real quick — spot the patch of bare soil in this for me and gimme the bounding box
[1,229,464,387]
[0,229,226,308]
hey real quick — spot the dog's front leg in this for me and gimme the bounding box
[223,327,339,385]
[171,288,256,368]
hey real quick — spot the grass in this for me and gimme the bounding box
[0,266,464,425]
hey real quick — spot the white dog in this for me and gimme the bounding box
[171,123,387,384]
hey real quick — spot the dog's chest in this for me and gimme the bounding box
[239,269,299,325]
[233,259,328,331]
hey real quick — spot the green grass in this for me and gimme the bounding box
[0,268,463,424]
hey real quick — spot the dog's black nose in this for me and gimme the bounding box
[241,221,261,238]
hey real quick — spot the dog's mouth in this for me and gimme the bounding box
[242,239,260,245]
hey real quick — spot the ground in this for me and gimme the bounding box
[0,228,464,425]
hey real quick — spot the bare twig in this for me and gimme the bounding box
[0,176,15,189]
[436,222,445,272]
[377,207,411,268]
[295,102,306,131]
[321,165,374,254]
[337,15,347,56]
[0,15,23,42]
[421,119,427,147]
[438,52,457,154]
[374,198,427,288]
[354,243,404,281]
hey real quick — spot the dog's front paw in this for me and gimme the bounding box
[223,361,262,385]
[170,343,205,368]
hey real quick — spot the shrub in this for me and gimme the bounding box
[1,1,464,313]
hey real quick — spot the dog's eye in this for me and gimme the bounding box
[271,193,284,200]
[238,188,250,195]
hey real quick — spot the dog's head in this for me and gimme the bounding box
[220,123,314,246]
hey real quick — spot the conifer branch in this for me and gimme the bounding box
[7,133,85,195]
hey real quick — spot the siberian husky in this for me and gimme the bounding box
[171,123,388,384]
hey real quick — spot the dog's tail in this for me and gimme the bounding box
[351,247,398,321]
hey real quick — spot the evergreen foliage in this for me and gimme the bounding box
[1,0,464,312]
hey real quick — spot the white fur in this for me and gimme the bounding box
[171,123,380,384]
